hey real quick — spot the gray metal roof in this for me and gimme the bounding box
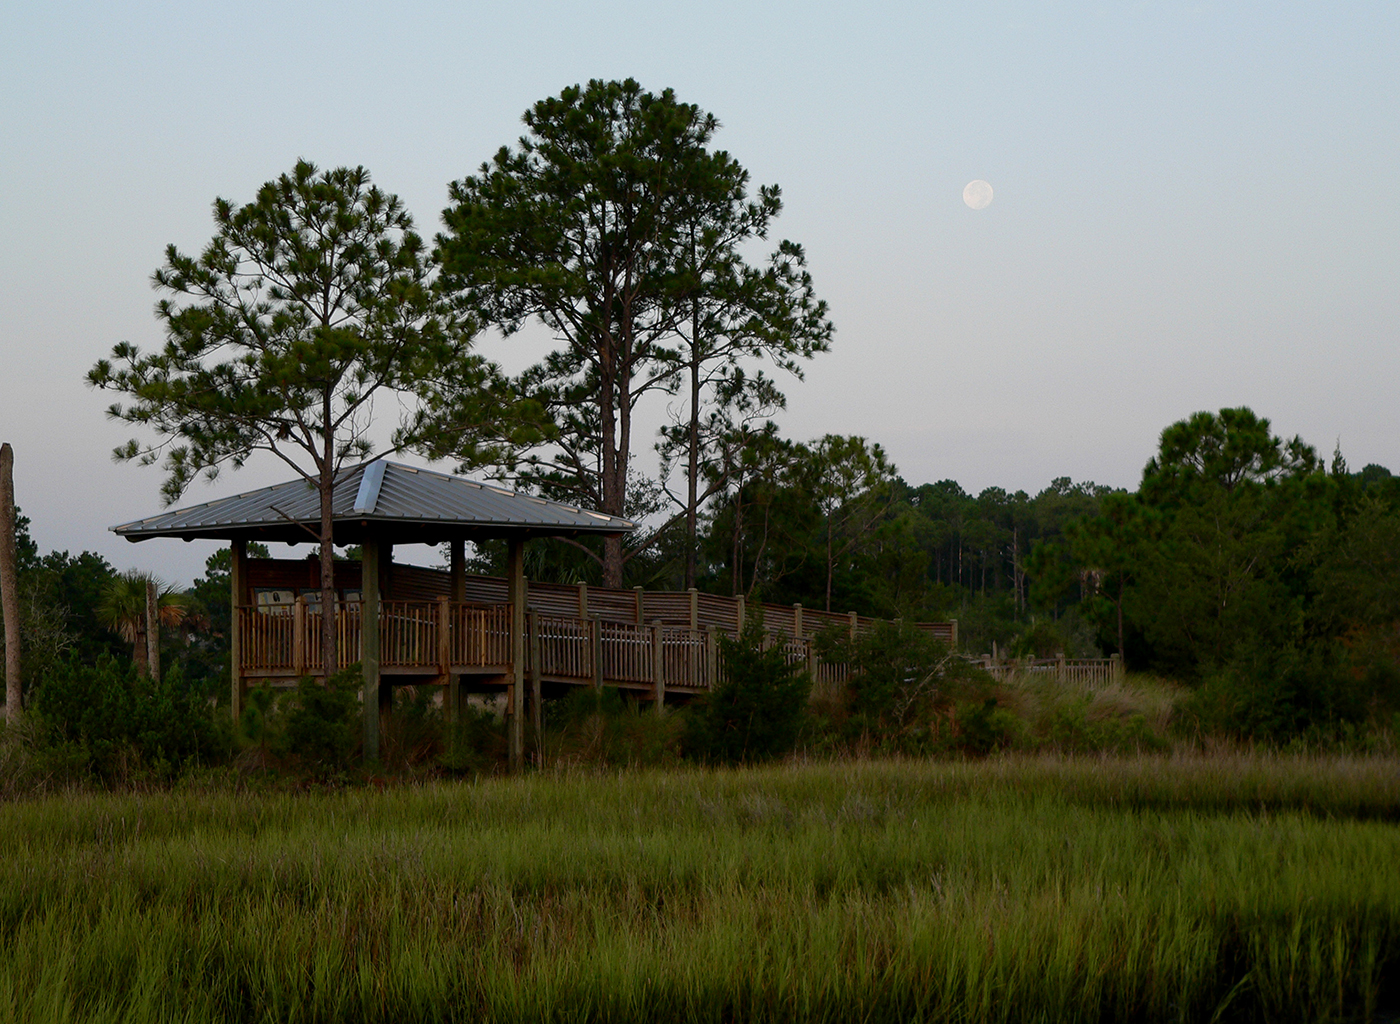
[111,460,635,545]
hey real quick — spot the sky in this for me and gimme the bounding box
[2,0,1397,586]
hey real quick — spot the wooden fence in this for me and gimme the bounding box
[978,655,1123,687]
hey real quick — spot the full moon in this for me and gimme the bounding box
[963,180,994,210]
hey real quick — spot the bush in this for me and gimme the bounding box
[284,668,360,770]
[954,698,1025,755]
[31,654,225,781]
[816,619,990,743]
[1178,640,1371,743]
[238,667,362,775]
[684,617,811,764]
[1045,695,1168,754]
[441,697,506,774]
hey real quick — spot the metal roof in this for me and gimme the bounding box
[111,460,636,545]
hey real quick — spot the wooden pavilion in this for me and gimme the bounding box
[112,459,635,767]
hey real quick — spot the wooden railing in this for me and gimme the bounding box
[979,655,1123,686]
[237,600,952,694]
[451,603,511,667]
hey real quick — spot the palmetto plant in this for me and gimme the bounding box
[96,570,191,673]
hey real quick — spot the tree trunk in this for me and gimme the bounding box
[132,626,149,675]
[1117,575,1126,661]
[685,297,701,590]
[825,512,834,613]
[319,407,338,679]
[145,577,160,682]
[0,443,22,717]
[731,491,743,597]
[597,332,626,588]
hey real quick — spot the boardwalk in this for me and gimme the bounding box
[235,571,958,697]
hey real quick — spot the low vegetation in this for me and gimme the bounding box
[0,756,1396,1023]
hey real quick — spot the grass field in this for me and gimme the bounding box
[1,753,1398,1023]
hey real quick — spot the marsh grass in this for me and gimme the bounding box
[1,754,1397,1023]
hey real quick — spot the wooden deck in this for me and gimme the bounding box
[236,599,854,695]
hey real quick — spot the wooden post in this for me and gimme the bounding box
[145,577,160,682]
[688,588,699,630]
[230,540,247,720]
[651,622,665,713]
[528,610,542,757]
[735,594,745,631]
[591,616,603,690]
[436,596,451,677]
[705,626,717,689]
[792,602,803,639]
[450,540,466,602]
[949,619,959,649]
[1056,652,1066,683]
[361,538,381,762]
[1111,652,1123,684]
[436,596,451,724]
[506,539,526,772]
[848,611,858,642]
[634,585,644,624]
[292,595,307,677]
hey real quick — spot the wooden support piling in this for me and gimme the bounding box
[507,540,526,772]
[229,539,247,720]
[590,616,603,689]
[361,539,381,762]
[292,595,306,677]
[528,610,542,758]
[705,626,717,689]
[651,622,665,713]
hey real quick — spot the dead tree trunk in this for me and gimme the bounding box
[145,577,160,683]
[0,443,22,718]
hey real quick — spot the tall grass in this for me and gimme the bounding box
[1,754,1397,1022]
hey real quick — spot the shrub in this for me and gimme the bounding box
[237,667,362,775]
[31,654,225,781]
[1179,640,1370,743]
[441,697,506,774]
[1045,695,1168,754]
[684,617,811,764]
[954,698,1025,755]
[816,618,991,742]
[284,668,360,770]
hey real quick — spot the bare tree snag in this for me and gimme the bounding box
[0,443,21,718]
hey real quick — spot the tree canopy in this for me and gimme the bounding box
[431,79,829,587]
[89,160,482,674]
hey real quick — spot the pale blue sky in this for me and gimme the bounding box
[2,1,1397,584]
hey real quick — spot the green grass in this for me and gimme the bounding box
[1,754,1398,1023]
